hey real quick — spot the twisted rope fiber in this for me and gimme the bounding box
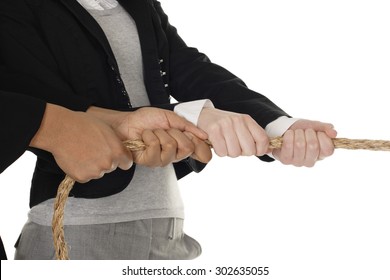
[52,137,390,259]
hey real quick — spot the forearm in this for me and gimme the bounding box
[152,1,288,128]
[29,104,74,153]
[86,106,127,129]
[86,104,175,128]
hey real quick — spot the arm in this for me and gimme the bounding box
[86,106,212,164]
[29,103,133,182]
[150,1,287,161]
[0,1,94,111]
[151,0,288,129]
[152,1,336,166]
[0,2,211,174]
[0,90,210,182]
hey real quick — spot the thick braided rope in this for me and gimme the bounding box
[52,137,390,259]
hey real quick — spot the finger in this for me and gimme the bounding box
[153,129,177,166]
[292,129,306,167]
[245,117,269,156]
[291,120,337,138]
[207,124,228,157]
[318,131,335,159]
[166,111,208,140]
[272,129,294,163]
[66,163,105,183]
[112,141,133,170]
[70,173,90,184]
[117,147,134,170]
[133,130,161,167]
[107,162,118,173]
[184,132,213,163]
[166,128,195,162]
[223,122,242,158]
[303,129,319,167]
[233,116,257,156]
[314,122,337,139]
[93,160,118,179]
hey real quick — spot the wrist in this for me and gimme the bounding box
[29,103,67,153]
[86,106,127,129]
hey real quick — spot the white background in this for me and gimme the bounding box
[1,0,390,279]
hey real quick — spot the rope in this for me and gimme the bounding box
[52,137,390,259]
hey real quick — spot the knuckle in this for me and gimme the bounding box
[160,158,171,167]
[292,161,303,167]
[221,117,234,128]
[227,145,241,158]
[250,147,257,156]
[208,123,220,135]
[307,141,319,152]
[322,147,335,157]
[279,154,292,165]
[229,152,240,158]
[281,134,293,149]
[242,114,253,122]
[231,114,241,122]
[164,140,177,151]
[201,150,213,163]
[148,138,160,148]
[100,159,113,171]
[260,136,269,147]
[307,162,316,168]
[242,146,256,156]
[215,149,227,157]
[294,140,306,150]
[73,173,84,182]
[181,143,195,156]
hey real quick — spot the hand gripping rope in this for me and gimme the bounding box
[52,137,390,260]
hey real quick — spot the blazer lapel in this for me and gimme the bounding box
[59,0,169,105]
[58,0,119,68]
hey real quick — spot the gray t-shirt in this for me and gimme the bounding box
[28,3,184,226]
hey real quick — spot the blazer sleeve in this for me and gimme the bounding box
[0,91,45,261]
[0,91,46,174]
[0,1,94,112]
[0,235,6,260]
[150,0,290,130]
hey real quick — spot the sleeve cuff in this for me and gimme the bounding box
[265,116,300,138]
[174,99,214,125]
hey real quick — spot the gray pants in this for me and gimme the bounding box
[14,218,201,260]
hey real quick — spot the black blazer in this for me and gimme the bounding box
[0,91,46,260]
[0,91,46,174]
[0,0,288,207]
[0,235,5,260]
